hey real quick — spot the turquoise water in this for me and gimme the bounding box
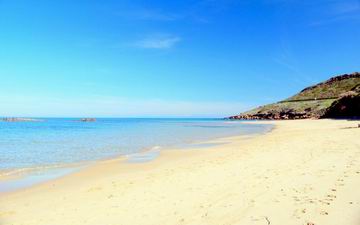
[0,118,271,171]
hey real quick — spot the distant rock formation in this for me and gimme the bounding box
[80,118,97,122]
[2,118,43,122]
[228,72,360,120]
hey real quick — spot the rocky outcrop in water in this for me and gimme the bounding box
[2,118,42,122]
[80,118,97,122]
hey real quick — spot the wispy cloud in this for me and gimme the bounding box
[273,40,316,86]
[310,13,360,26]
[133,34,181,49]
[309,0,360,26]
[260,0,360,25]
[112,3,217,24]
[330,0,360,14]
[116,8,182,21]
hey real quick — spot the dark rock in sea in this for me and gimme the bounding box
[80,118,97,122]
[227,72,360,120]
[2,118,42,122]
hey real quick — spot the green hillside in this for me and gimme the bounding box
[229,72,360,120]
[287,74,360,101]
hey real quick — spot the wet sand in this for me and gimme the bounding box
[1,119,360,225]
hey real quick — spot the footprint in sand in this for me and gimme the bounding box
[320,210,329,215]
[201,212,208,218]
[107,194,114,199]
[327,194,336,199]
[321,200,331,205]
[293,208,307,219]
[87,186,103,192]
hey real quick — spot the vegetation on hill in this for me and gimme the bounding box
[229,72,360,120]
[287,73,360,101]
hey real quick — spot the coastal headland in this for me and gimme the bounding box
[229,72,360,120]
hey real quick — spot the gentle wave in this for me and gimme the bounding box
[0,118,272,171]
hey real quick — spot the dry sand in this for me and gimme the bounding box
[1,119,360,225]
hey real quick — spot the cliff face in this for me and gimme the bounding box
[229,72,360,120]
[321,94,360,118]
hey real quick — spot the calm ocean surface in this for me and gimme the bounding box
[0,118,271,171]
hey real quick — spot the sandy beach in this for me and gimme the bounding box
[1,119,360,225]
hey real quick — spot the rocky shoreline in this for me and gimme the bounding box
[228,110,311,120]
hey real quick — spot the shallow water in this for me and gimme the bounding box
[0,118,272,192]
[0,118,271,171]
[0,166,83,192]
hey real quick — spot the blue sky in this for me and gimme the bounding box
[0,0,359,117]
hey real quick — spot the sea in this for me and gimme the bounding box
[0,118,272,191]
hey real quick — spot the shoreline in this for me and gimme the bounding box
[1,119,360,225]
[0,128,268,197]
[0,124,273,193]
